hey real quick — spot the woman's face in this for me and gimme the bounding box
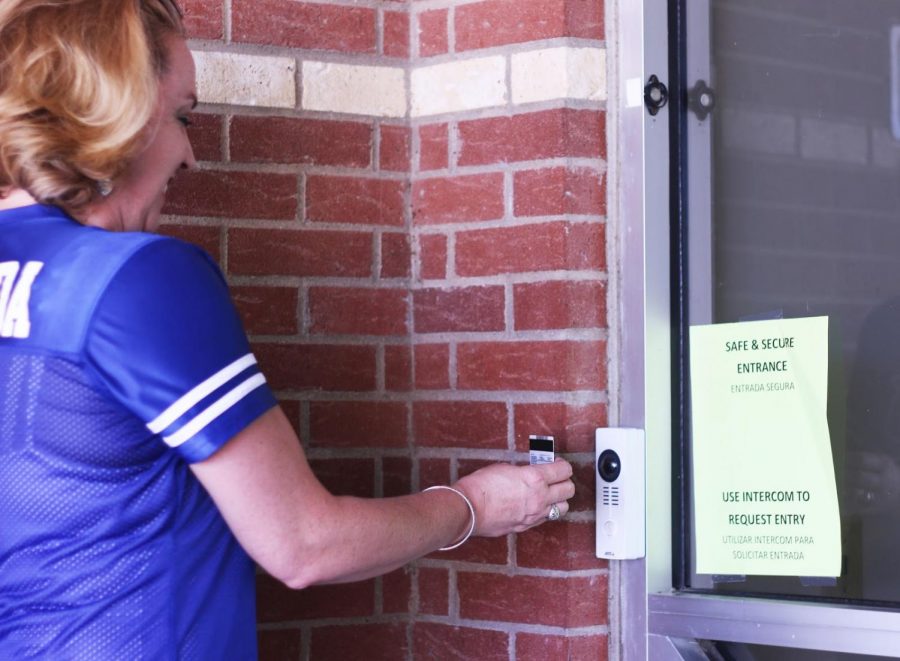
[90,36,197,232]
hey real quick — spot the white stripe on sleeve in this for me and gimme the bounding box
[163,373,268,448]
[147,353,258,435]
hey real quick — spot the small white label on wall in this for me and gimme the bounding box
[625,77,643,109]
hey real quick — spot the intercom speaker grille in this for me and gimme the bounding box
[602,486,620,506]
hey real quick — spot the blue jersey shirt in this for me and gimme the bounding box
[0,205,277,659]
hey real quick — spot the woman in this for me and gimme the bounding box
[0,1,576,658]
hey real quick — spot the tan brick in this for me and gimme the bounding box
[302,61,406,117]
[411,57,506,117]
[192,50,296,108]
[511,47,607,104]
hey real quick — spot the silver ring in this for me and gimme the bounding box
[547,503,561,521]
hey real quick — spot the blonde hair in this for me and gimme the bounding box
[0,0,185,211]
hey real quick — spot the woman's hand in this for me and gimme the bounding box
[194,408,577,587]
[454,459,575,536]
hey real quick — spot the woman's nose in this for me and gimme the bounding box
[182,141,197,171]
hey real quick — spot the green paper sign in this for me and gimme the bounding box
[689,316,841,577]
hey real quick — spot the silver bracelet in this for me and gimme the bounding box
[423,485,476,551]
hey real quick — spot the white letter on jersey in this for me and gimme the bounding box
[0,261,44,339]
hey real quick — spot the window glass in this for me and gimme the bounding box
[686,0,900,602]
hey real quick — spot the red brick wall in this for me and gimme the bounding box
[170,1,609,659]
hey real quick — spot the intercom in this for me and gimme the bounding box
[595,428,645,560]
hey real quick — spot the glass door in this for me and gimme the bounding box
[636,0,900,658]
[682,0,900,607]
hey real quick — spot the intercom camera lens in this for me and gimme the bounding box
[597,450,621,483]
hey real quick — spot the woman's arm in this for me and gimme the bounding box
[190,406,575,588]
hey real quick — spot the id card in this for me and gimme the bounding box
[529,435,555,465]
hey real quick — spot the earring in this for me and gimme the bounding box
[97,179,113,197]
